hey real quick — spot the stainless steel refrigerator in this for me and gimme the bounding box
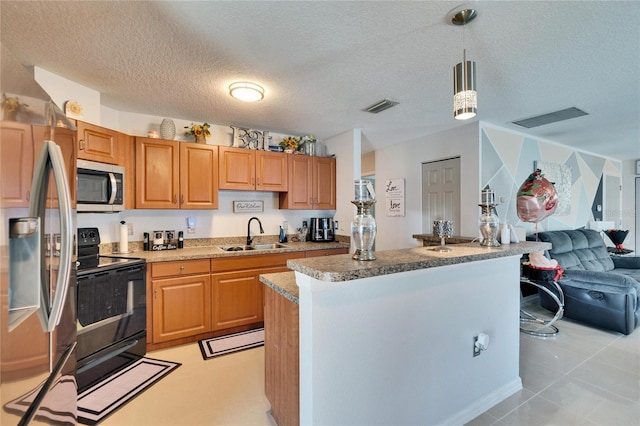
[1,44,78,424]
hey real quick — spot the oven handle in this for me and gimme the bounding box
[76,338,140,374]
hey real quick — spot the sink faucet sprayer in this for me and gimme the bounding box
[247,217,264,246]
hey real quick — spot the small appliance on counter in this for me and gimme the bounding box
[310,217,336,242]
[145,230,181,251]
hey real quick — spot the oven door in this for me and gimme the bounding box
[76,262,146,388]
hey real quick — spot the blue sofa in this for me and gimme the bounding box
[531,229,640,335]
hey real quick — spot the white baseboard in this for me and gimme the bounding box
[441,377,523,426]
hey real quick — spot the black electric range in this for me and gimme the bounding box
[75,226,147,392]
[77,227,145,275]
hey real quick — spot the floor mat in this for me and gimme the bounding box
[77,357,180,425]
[4,357,180,425]
[198,328,264,360]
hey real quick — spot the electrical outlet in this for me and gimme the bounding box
[127,223,134,235]
[473,336,481,357]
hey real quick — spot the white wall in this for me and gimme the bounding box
[374,123,480,250]
[324,129,361,238]
[80,190,332,244]
[622,159,638,251]
[33,67,101,124]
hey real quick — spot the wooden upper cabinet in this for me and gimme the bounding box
[218,146,287,191]
[279,155,313,209]
[313,157,336,210]
[135,138,218,209]
[279,156,336,210]
[180,143,219,209]
[256,151,288,191]
[0,121,34,207]
[218,146,255,190]
[76,120,122,165]
[135,138,180,208]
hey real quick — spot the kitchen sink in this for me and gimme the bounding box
[218,243,287,252]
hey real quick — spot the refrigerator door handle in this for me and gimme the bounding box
[29,140,73,332]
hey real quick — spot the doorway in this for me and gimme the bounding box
[421,157,461,235]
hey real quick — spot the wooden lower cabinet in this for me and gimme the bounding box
[150,259,211,343]
[147,251,305,350]
[210,252,304,332]
[211,266,287,331]
[264,285,299,426]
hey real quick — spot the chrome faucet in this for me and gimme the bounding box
[247,217,264,246]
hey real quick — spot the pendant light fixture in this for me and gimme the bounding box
[229,82,264,102]
[451,8,478,120]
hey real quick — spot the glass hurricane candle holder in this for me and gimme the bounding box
[351,200,376,261]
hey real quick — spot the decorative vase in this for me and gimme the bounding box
[159,118,176,140]
[194,133,206,144]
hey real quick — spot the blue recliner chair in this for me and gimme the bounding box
[531,229,640,335]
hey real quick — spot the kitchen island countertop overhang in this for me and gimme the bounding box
[286,241,550,282]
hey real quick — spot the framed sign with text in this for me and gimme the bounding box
[233,200,264,213]
[385,178,405,217]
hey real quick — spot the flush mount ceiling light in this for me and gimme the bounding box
[451,8,478,120]
[229,82,264,102]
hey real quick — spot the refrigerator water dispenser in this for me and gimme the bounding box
[8,217,41,331]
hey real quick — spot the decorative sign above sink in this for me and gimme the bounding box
[233,200,264,213]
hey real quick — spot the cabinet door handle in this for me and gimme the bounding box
[179,265,185,270]
[180,195,184,204]
[79,139,85,150]
[173,194,177,204]
[257,178,260,186]
[154,289,157,299]
[252,177,255,186]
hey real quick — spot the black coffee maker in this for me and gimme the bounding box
[310,218,335,242]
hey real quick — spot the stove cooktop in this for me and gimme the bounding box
[77,227,144,275]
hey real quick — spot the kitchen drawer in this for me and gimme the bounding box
[152,259,210,278]
[210,252,304,273]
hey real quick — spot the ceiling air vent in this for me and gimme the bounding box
[363,99,399,114]
[512,107,588,128]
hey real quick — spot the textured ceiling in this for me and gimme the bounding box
[1,1,638,159]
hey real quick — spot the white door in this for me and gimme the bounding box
[421,157,461,235]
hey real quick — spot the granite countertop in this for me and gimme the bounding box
[260,271,299,304]
[111,241,350,263]
[287,241,551,282]
[412,234,476,244]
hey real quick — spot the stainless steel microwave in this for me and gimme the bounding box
[77,159,125,212]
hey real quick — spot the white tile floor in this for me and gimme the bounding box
[105,297,640,426]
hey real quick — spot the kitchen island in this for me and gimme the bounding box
[262,241,549,426]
